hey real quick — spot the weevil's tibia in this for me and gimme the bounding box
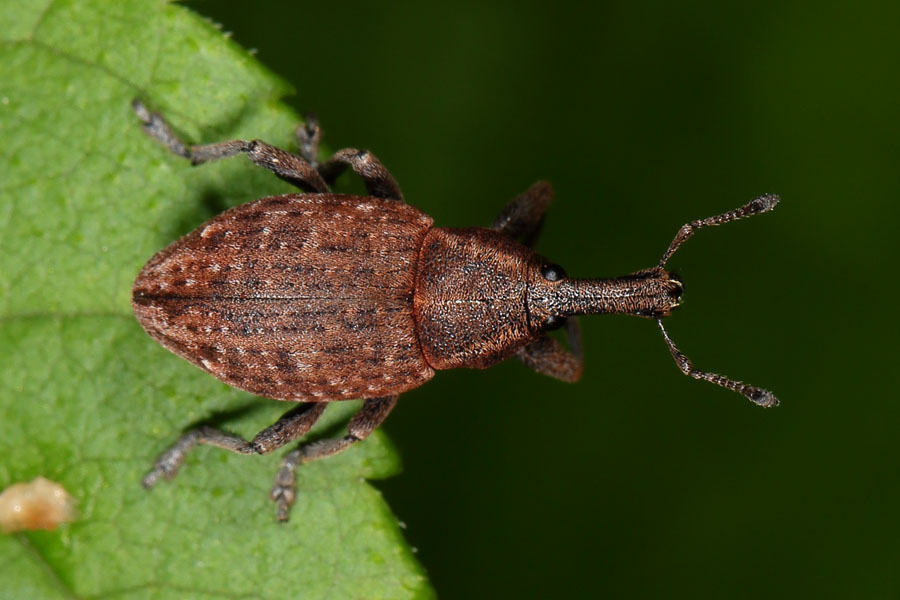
[656,319,778,407]
[659,194,780,268]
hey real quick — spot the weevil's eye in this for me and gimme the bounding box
[541,263,566,282]
[543,315,566,331]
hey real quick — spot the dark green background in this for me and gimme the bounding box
[187,2,897,597]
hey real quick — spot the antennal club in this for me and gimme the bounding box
[656,320,778,407]
[659,194,780,268]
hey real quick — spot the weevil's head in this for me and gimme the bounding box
[525,262,685,330]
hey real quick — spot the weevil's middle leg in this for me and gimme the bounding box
[271,395,398,521]
[491,181,554,248]
[142,402,327,489]
[132,100,330,193]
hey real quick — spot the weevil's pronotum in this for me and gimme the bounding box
[131,100,779,521]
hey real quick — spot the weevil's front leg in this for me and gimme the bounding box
[271,395,398,521]
[516,318,584,382]
[132,100,330,193]
[142,402,327,489]
[491,181,554,247]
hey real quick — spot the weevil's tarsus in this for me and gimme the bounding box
[658,194,781,268]
[132,99,190,158]
[295,112,321,165]
[656,319,778,407]
[271,395,398,521]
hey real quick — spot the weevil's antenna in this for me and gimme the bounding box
[659,194,780,268]
[656,319,778,407]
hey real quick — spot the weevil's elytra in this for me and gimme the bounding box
[133,194,435,401]
[131,99,780,522]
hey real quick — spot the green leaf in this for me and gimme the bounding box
[0,1,433,598]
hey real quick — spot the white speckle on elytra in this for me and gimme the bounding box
[184,279,196,286]
[204,326,212,333]
[311,390,325,397]
[230,262,242,270]
[236,347,246,355]
[209,263,221,273]
[215,346,226,354]
[201,359,214,370]
[262,227,272,235]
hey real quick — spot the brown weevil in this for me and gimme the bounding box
[131,100,779,521]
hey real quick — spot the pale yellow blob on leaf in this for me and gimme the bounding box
[0,477,77,533]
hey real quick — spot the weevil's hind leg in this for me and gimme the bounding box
[316,148,404,202]
[142,402,327,489]
[491,181,554,247]
[656,319,778,407]
[132,99,330,193]
[271,395,398,521]
[658,194,780,268]
[516,318,584,382]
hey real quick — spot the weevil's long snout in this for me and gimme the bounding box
[528,268,685,324]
